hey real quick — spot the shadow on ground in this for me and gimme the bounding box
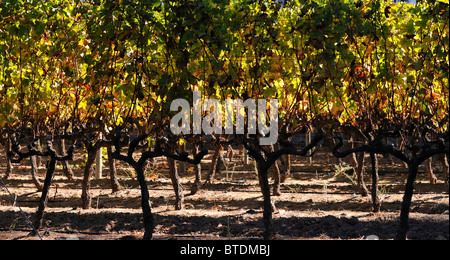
[1,209,448,240]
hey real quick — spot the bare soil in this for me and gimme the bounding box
[1,149,448,240]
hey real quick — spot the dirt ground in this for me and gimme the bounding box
[1,148,448,240]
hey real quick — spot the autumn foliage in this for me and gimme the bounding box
[0,0,448,240]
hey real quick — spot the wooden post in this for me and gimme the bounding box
[95,133,103,179]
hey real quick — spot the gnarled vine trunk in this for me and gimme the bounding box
[30,155,43,191]
[107,146,121,193]
[81,150,96,209]
[168,156,184,210]
[34,157,57,231]
[190,144,202,195]
[395,162,419,240]
[133,163,154,240]
[58,139,74,181]
[256,161,275,240]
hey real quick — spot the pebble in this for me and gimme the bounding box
[366,235,380,240]
[55,235,80,240]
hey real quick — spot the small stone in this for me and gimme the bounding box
[366,235,379,240]
[66,235,80,240]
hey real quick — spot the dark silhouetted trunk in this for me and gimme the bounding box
[133,164,154,240]
[34,157,57,231]
[256,161,274,240]
[396,162,419,240]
